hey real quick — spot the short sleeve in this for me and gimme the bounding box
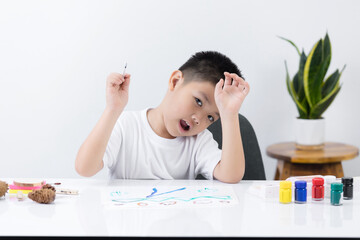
[102,114,124,170]
[194,129,222,180]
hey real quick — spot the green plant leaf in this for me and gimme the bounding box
[322,69,339,97]
[300,97,310,117]
[315,33,332,89]
[322,33,331,66]
[310,84,341,119]
[278,36,301,56]
[285,61,307,117]
[293,72,299,93]
[297,51,307,102]
[315,53,331,98]
[304,39,324,108]
[322,64,345,98]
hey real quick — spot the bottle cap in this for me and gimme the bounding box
[312,177,324,186]
[280,181,292,189]
[341,177,353,185]
[331,182,343,191]
[295,180,307,189]
[324,175,336,184]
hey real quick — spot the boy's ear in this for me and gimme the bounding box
[169,70,183,91]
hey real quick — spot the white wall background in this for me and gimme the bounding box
[1,0,359,180]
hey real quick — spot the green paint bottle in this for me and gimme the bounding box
[331,182,343,206]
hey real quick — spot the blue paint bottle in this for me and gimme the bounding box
[295,180,307,204]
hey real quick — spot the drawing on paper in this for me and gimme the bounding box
[102,185,238,208]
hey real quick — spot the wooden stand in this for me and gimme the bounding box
[266,142,359,180]
[295,143,324,151]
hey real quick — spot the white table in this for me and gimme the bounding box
[0,178,359,237]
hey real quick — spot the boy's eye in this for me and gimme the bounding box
[195,98,202,106]
[208,115,214,122]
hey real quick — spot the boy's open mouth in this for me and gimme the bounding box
[180,119,190,131]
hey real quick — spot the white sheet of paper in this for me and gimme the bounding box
[101,185,238,209]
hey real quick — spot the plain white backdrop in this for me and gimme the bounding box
[0,0,359,179]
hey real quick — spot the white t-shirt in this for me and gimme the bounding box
[103,108,222,180]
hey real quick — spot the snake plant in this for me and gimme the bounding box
[280,33,346,119]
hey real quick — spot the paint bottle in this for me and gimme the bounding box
[324,175,336,198]
[279,181,292,204]
[295,180,307,204]
[342,177,353,200]
[312,177,324,201]
[331,182,343,206]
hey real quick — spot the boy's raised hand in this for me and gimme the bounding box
[106,72,131,112]
[214,72,250,117]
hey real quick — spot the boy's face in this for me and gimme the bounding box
[163,71,220,137]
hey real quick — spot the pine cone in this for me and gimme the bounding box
[28,189,56,204]
[42,184,56,192]
[0,181,9,197]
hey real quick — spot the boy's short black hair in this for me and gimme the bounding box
[178,51,243,85]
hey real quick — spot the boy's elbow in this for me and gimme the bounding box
[75,158,97,178]
[222,175,243,184]
[215,172,244,184]
[228,166,245,183]
[75,166,96,177]
[214,164,244,183]
[75,162,88,177]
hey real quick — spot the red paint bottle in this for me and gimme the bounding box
[312,177,324,201]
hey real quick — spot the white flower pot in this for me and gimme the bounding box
[295,118,325,150]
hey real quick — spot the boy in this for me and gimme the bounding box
[75,51,250,183]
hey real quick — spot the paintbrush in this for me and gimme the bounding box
[123,62,127,76]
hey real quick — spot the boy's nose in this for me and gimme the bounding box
[192,115,200,125]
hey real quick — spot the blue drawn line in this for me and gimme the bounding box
[146,187,186,198]
[146,188,158,198]
[111,195,232,204]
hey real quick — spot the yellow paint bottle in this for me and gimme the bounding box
[279,181,292,204]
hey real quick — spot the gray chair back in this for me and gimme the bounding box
[197,113,266,180]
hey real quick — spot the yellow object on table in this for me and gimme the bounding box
[9,189,33,194]
[279,181,292,204]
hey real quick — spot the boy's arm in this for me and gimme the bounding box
[75,73,131,177]
[213,72,250,183]
[75,108,122,177]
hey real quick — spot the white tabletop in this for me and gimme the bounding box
[0,178,359,237]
